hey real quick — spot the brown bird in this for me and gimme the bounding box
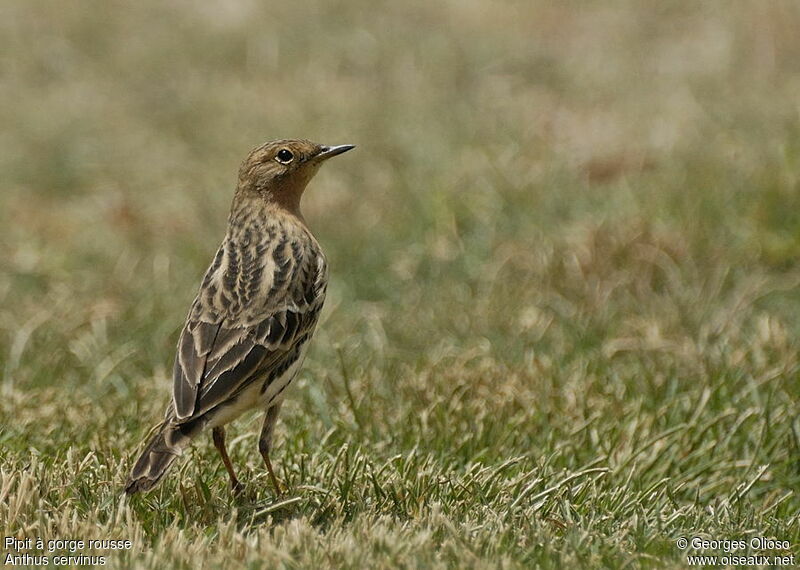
[125,139,354,495]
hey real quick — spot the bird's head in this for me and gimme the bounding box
[236,139,355,216]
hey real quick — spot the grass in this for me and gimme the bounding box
[2,1,800,568]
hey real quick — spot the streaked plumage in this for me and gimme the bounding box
[125,139,354,495]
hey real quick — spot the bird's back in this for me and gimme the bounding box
[171,206,328,424]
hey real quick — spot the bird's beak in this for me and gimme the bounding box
[314,144,356,162]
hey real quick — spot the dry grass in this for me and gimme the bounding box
[3,1,800,568]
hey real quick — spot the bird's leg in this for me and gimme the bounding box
[212,426,243,494]
[259,402,285,495]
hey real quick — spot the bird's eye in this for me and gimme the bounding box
[275,149,294,164]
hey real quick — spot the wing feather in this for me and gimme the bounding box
[170,232,326,423]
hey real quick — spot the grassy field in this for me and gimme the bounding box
[3,1,800,568]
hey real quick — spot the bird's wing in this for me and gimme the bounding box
[171,236,327,422]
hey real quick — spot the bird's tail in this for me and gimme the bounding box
[125,420,197,495]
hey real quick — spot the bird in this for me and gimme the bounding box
[125,139,354,495]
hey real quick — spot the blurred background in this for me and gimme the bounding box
[2,0,800,565]
[3,0,799,385]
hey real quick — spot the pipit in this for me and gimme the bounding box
[125,139,354,495]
